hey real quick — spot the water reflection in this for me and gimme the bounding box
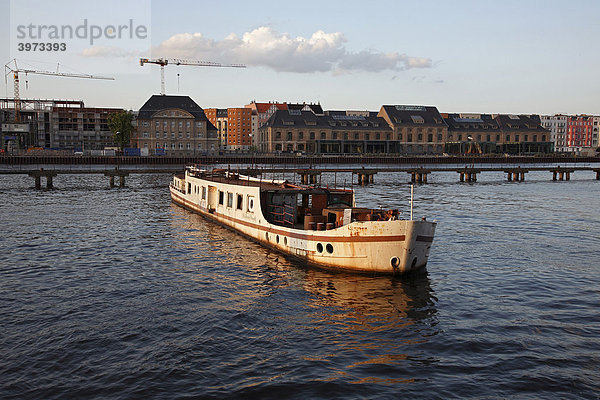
[169,203,440,385]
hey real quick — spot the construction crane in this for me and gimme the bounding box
[139,58,246,96]
[4,59,114,122]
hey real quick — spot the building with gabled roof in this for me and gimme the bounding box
[259,109,391,154]
[443,113,552,154]
[377,105,448,154]
[133,95,218,155]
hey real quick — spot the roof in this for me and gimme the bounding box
[492,114,547,132]
[379,105,447,126]
[247,102,289,114]
[138,95,208,120]
[263,110,392,131]
[287,103,324,114]
[444,113,500,131]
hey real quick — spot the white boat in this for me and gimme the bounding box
[170,166,436,275]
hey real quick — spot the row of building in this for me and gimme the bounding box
[1,95,599,156]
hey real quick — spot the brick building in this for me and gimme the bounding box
[444,113,552,154]
[259,109,392,154]
[377,105,448,154]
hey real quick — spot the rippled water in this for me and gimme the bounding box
[1,170,599,399]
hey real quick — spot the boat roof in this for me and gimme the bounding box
[185,167,352,194]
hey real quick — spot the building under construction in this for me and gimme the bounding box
[0,98,124,152]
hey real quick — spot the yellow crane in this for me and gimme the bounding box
[139,58,246,96]
[4,59,114,122]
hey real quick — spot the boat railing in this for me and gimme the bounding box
[169,182,186,194]
[268,204,296,226]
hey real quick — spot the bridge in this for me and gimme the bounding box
[1,155,599,189]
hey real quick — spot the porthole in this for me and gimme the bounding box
[391,257,400,269]
[276,235,280,244]
[326,244,333,254]
[316,243,323,253]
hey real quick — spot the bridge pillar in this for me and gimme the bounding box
[559,171,564,181]
[566,172,571,181]
[109,175,115,188]
[459,172,464,182]
[552,171,557,181]
[35,176,41,189]
[596,170,600,180]
[120,175,126,187]
[520,172,525,181]
[46,175,53,189]
[423,173,428,183]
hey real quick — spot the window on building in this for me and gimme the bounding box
[179,143,184,149]
[408,134,413,142]
[287,132,292,140]
[310,132,315,139]
[321,132,326,139]
[506,135,510,142]
[365,133,370,140]
[428,134,433,142]
[275,131,281,139]
[298,131,304,140]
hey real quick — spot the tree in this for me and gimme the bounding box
[107,111,134,150]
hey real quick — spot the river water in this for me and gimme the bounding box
[1,169,599,399]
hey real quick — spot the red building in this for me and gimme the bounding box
[567,115,593,148]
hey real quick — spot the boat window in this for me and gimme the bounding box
[227,192,233,208]
[316,243,323,253]
[202,186,206,200]
[326,244,334,254]
[247,196,255,212]
[236,194,243,210]
[219,191,224,205]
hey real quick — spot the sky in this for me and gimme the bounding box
[1,0,599,115]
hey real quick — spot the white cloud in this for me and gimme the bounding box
[152,27,432,74]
